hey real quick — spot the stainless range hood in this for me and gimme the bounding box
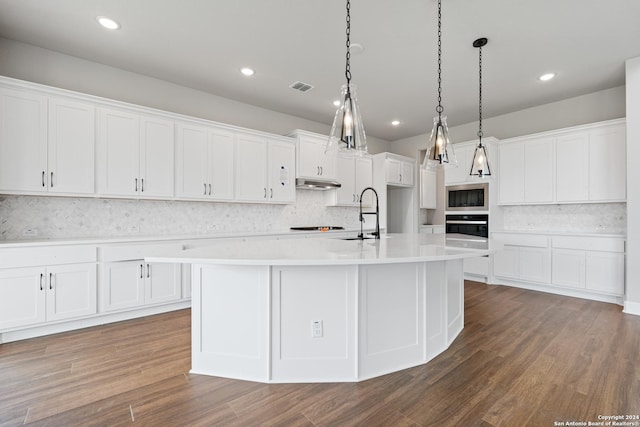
[295,178,341,190]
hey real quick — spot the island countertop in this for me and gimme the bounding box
[145,233,499,266]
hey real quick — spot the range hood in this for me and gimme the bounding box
[295,178,341,190]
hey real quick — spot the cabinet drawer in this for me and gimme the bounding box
[552,236,624,252]
[99,242,183,262]
[0,245,97,269]
[492,233,549,248]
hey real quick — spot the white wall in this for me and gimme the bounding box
[389,85,626,159]
[0,37,390,154]
[625,56,640,314]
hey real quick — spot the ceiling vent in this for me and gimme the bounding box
[289,81,314,93]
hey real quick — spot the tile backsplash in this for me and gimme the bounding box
[0,191,361,240]
[500,203,626,234]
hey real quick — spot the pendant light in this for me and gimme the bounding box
[326,0,367,156]
[422,0,456,170]
[469,37,492,177]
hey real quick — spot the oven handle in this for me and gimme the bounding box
[446,220,488,225]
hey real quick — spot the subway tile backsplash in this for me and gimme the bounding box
[0,191,361,240]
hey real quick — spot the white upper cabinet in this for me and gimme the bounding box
[176,123,235,200]
[235,133,295,203]
[385,157,414,187]
[0,87,48,192]
[420,169,437,209]
[289,130,336,181]
[97,108,174,198]
[556,132,589,202]
[328,155,373,206]
[498,120,626,205]
[0,88,94,195]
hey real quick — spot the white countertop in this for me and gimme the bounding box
[145,233,499,266]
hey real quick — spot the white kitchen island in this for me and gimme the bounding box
[146,233,499,383]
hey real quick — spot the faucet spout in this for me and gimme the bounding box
[358,187,380,239]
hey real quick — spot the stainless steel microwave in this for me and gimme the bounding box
[446,183,489,211]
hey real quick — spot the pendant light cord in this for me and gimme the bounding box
[436,0,443,120]
[478,43,483,144]
[345,0,352,96]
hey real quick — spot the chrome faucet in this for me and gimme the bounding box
[358,187,380,239]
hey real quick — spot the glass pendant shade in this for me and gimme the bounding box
[326,83,367,155]
[422,115,456,170]
[469,142,491,177]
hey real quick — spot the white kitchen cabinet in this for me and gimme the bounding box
[235,133,295,203]
[444,144,474,185]
[0,89,95,195]
[176,123,235,200]
[492,233,550,284]
[328,155,373,207]
[499,119,625,205]
[420,169,437,209]
[101,261,181,312]
[588,124,626,201]
[551,236,625,295]
[386,157,414,187]
[0,87,47,192]
[0,263,97,330]
[97,108,174,198]
[289,130,336,181]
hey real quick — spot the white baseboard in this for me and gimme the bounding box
[623,300,640,316]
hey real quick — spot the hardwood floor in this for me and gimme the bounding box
[1,281,639,426]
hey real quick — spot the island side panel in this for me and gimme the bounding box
[446,259,464,344]
[270,265,357,383]
[358,262,425,380]
[424,261,447,362]
[191,264,270,382]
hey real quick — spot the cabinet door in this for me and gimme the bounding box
[0,267,46,330]
[445,145,473,185]
[386,159,402,184]
[585,252,624,294]
[355,156,373,207]
[335,155,356,205]
[97,108,140,196]
[140,116,174,198]
[268,140,295,203]
[555,132,588,202]
[46,263,97,321]
[589,125,626,201]
[144,263,181,305]
[176,124,209,199]
[0,88,48,192]
[420,169,437,209]
[209,129,235,200]
[48,98,95,194]
[235,133,268,202]
[498,143,524,204]
[519,247,550,283]
[101,261,145,312]
[524,138,554,203]
[551,249,586,288]
[492,245,519,279]
[401,161,414,186]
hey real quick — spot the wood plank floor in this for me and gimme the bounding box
[1,281,639,426]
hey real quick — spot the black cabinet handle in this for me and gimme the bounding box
[49,272,53,290]
[50,172,54,188]
[146,264,150,278]
[40,273,44,291]
[204,183,207,195]
[135,178,138,192]
[140,264,144,279]
[42,171,45,187]
[141,178,144,192]
[208,184,212,196]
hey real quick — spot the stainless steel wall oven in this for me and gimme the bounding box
[445,214,489,238]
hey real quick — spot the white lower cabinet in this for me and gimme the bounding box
[551,236,625,295]
[0,263,97,330]
[100,260,181,312]
[493,232,625,301]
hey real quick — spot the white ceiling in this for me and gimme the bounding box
[0,0,639,141]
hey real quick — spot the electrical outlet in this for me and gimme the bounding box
[312,320,323,338]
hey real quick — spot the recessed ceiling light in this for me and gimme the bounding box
[333,100,341,107]
[240,67,255,76]
[391,120,400,126]
[539,73,556,81]
[96,16,120,30]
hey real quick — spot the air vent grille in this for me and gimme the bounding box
[289,81,314,93]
